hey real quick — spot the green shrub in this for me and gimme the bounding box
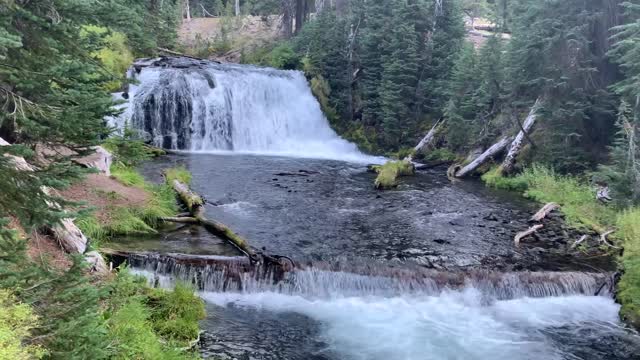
[106,270,205,352]
[148,284,206,343]
[0,290,47,359]
[424,148,458,163]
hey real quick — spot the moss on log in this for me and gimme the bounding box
[373,160,415,190]
[169,179,255,258]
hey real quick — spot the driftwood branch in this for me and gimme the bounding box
[571,235,589,249]
[599,230,619,249]
[530,202,560,222]
[514,224,543,246]
[170,179,256,258]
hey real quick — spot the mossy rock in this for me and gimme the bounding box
[374,160,415,190]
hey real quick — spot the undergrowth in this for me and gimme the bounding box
[482,165,615,232]
[165,166,192,185]
[483,164,640,327]
[105,269,204,359]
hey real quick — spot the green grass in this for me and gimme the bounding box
[483,165,615,232]
[616,208,640,327]
[111,163,146,187]
[164,166,192,185]
[79,165,180,244]
[374,160,415,190]
[482,164,640,327]
[105,270,205,357]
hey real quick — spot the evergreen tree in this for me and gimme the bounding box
[379,0,420,148]
[359,0,392,127]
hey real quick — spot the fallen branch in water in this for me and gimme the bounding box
[530,203,560,222]
[514,224,544,246]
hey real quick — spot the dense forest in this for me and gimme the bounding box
[2,0,640,358]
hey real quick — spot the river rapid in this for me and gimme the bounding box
[108,153,640,360]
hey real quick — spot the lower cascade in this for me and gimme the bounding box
[111,57,373,162]
[120,253,639,360]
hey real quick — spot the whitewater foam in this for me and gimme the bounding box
[201,289,623,360]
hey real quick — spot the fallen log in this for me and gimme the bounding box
[514,224,543,246]
[455,136,513,178]
[530,202,560,222]
[170,179,256,258]
[500,98,543,175]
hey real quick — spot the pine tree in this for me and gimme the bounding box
[359,0,392,127]
[379,0,420,148]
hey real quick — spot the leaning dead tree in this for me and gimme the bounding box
[500,98,543,175]
[414,118,444,154]
[166,178,257,258]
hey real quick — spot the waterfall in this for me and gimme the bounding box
[111,57,377,163]
[123,252,615,300]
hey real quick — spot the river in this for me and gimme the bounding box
[106,153,640,360]
[108,57,640,359]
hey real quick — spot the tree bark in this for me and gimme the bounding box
[170,179,256,258]
[281,0,294,38]
[500,98,543,175]
[455,136,513,178]
[414,118,443,154]
[235,0,240,16]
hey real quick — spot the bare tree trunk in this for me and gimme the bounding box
[183,0,191,22]
[281,0,294,38]
[235,0,240,16]
[500,98,543,175]
[414,118,443,154]
[455,136,513,178]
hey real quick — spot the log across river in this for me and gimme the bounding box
[102,153,640,360]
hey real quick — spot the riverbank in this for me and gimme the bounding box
[2,140,206,359]
[481,164,640,327]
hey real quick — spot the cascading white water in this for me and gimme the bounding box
[111,58,378,163]
[127,254,637,359]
